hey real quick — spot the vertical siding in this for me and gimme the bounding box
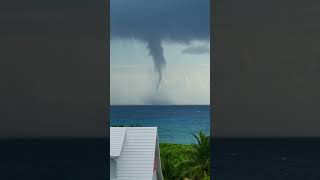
[116,127,157,180]
[155,135,164,180]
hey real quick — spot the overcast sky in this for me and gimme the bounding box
[110,0,210,105]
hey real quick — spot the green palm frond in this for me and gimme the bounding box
[178,131,210,180]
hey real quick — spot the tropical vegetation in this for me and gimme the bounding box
[160,131,210,180]
[111,124,210,179]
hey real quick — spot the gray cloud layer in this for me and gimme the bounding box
[182,45,210,54]
[111,0,210,88]
[111,0,210,41]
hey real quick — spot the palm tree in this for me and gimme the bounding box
[179,131,210,180]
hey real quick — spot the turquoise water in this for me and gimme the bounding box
[110,105,210,144]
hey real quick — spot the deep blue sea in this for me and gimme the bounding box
[110,105,210,144]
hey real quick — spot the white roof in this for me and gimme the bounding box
[110,127,126,158]
[110,127,158,180]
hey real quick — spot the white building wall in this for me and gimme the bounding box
[153,172,157,180]
[110,127,163,180]
[116,127,157,180]
[155,134,164,180]
[110,127,126,157]
[110,158,116,179]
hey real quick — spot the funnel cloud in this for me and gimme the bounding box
[146,38,166,89]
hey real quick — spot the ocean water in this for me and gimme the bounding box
[110,105,210,144]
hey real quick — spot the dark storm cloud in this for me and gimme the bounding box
[182,45,210,54]
[110,0,210,42]
[110,0,210,87]
[0,0,107,138]
[214,0,320,137]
